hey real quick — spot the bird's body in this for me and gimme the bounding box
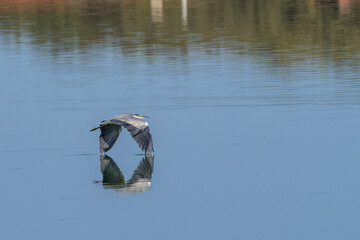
[91,113,154,154]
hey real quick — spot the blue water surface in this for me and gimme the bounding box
[1,0,360,239]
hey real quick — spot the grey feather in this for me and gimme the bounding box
[99,124,122,153]
[110,113,154,154]
[92,113,154,154]
[120,122,153,153]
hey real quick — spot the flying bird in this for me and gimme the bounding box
[90,113,154,154]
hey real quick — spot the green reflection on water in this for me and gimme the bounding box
[0,0,359,61]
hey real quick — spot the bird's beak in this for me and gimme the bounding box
[140,115,149,118]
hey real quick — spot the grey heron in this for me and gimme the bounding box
[90,113,154,154]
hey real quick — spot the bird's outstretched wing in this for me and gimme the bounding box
[110,118,154,154]
[99,124,122,153]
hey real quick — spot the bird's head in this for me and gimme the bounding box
[133,113,150,119]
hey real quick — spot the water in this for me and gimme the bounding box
[1,0,360,239]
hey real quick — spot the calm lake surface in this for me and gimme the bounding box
[1,0,360,239]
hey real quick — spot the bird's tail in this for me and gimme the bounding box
[90,126,100,132]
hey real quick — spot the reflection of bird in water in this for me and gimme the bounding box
[99,154,155,193]
[100,155,125,185]
[90,113,154,154]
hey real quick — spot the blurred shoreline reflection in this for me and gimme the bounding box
[0,0,360,62]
